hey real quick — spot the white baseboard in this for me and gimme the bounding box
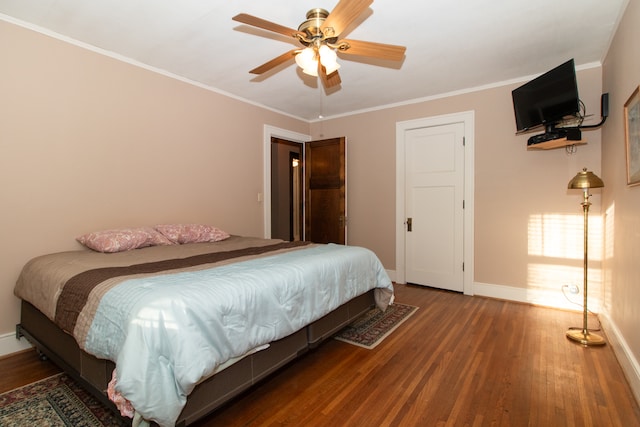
[472,281,599,311]
[473,281,531,304]
[0,331,32,357]
[599,312,640,404]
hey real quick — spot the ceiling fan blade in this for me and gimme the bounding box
[249,50,297,75]
[233,13,302,38]
[319,64,342,89]
[321,0,373,38]
[339,39,406,61]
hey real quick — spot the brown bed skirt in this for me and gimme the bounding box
[16,290,375,426]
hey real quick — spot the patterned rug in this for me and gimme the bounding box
[0,373,128,426]
[334,303,418,349]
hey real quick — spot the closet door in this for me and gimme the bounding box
[404,122,464,292]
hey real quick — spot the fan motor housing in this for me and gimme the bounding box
[297,8,338,45]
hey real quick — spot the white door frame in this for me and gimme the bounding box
[395,111,475,295]
[263,125,311,239]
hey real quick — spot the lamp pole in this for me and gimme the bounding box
[566,168,605,346]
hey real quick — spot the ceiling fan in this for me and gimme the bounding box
[232,0,406,89]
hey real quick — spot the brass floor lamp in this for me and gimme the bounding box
[566,168,606,346]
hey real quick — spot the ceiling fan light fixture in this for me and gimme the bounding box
[295,44,340,77]
[319,45,340,74]
[295,47,316,69]
[302,63,319,76]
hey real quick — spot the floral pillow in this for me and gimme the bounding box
[154,224,230,244]
[77,227,173,253]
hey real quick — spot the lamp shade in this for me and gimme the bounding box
[319,45,340,74]
[568,168,604,189]
[294,47,318,76]
[295,48,316,68]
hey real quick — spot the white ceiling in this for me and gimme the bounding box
[0,0,628,121]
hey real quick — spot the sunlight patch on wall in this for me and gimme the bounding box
[604,203,615,260]
[603,203,615,311]
[528,213,603,261]
[526,212,604,310]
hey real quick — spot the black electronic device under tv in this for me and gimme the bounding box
[512,59,580,140]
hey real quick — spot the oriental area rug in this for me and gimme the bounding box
[334,302,418,349]
[0,373,128,426]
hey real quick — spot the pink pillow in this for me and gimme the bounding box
[77,227,173,253]
[154,224,230,244]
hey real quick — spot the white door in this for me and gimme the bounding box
[404,122,465,292]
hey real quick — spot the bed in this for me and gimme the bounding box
[14,231,394,427]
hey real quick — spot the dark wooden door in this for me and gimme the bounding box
[304,137,346,244]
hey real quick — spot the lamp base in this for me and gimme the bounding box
[566,329,606,346]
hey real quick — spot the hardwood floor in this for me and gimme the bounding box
[0,345,61,394]
[2,284,639,426]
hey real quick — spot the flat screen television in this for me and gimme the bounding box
[512,59,580,133]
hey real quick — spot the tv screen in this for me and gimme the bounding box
[512,59,580,132]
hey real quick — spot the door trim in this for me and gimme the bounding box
[395,111,475,295]
[263,125,311,239]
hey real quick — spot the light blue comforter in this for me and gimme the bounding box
[84,243,393,426]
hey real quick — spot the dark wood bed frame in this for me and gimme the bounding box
[16,290,375,426]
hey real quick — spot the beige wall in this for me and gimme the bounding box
[601,0,640,399]
[312,68,603,299]
[0,20,308,346]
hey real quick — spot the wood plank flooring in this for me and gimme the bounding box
[2,284,639,426]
